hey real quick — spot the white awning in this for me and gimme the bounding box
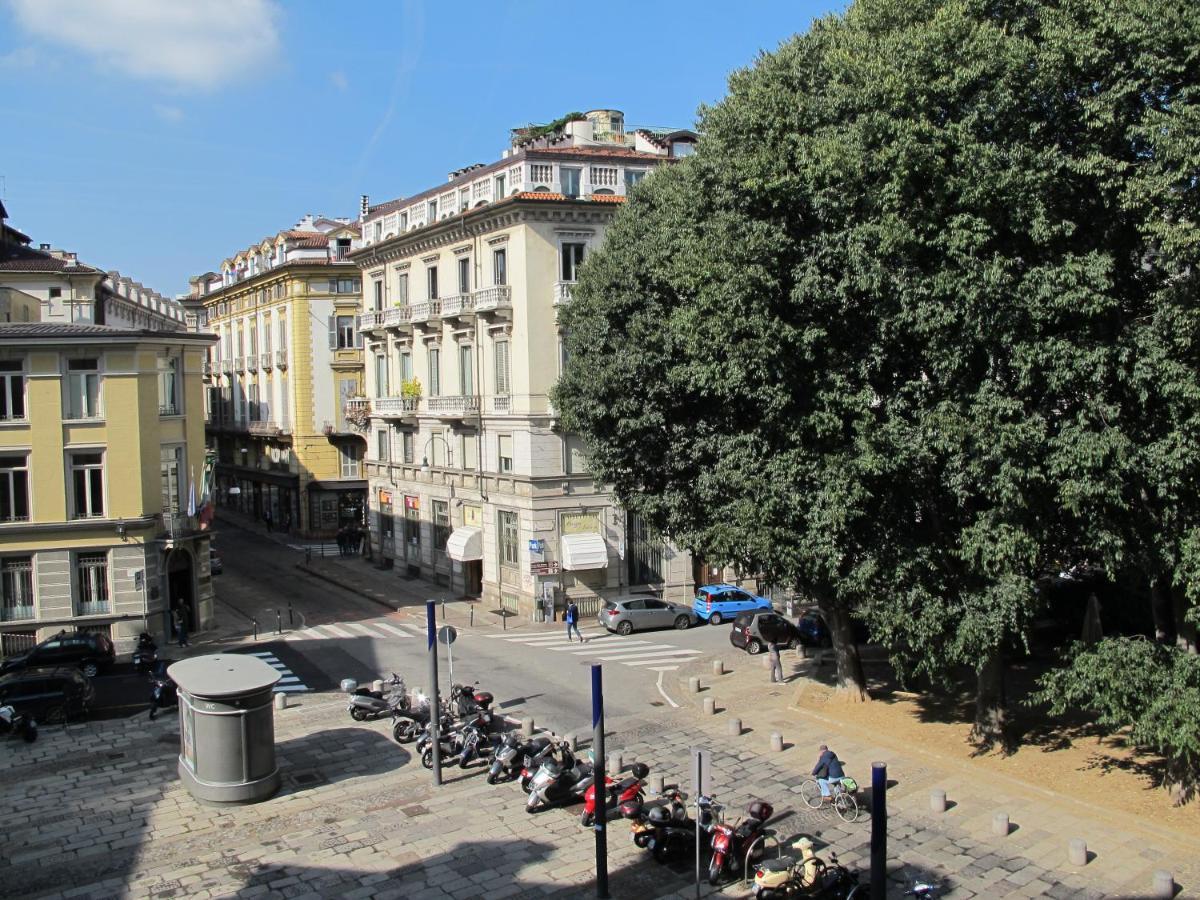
[446,527,483,562]
[560,533,609,571]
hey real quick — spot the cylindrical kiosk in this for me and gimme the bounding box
[168,654,282,804]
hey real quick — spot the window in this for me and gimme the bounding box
[331,315,357,349]
[459,344,473,395]
[336,238,351,261]
[336,278,360,294]
[530,163,553,184]
[340,444,361,478]
[0,456,29,522]
[625,169,647,189]
[399,351,413,383]
[0,361,24,420]
[0,557,33,621]
[459,187,469,212]
[561,167,582,198]
[427,199,438,222]
[157,356,179,416]
[402,431,414,464]
[494,340,511,395]
[69,452,104,519]
[373,280,384,310]
[396,272,409,305]
[248,323,258,357]
[380,497,394,539]
[499,509,519,568]
[427,265,439,300]
[374,221,382,242]
[160,445,182,518]
[627,512,664,585]
[65,358,100,419]
[377,430,390,462]
[671,141,695,157]
[400,211,409,230]
[375,354,389,396]
[404,496,420,547]
[498,434,513,473]
[458,257,470,294]
[76,552,109,615]
[493,248,507,286]
[561,242,586,282]
[461,433,477,471]
[279,317,288,350]
[433,500,450,552]
[247,382,260,421]
[494,173,506,198]
[428,348,441,396]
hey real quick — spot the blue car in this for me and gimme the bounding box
[692,584,772,625]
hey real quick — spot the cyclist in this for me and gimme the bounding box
[811,744,846,801]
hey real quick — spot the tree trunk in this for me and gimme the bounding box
[1151,574,1177,645]
[1171,584,1197,654]
[971,649,1010,751]
[817,599,869,702]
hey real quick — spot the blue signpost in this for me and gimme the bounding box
[591,663,609,899]
[427,600,442,787]
[871,761,887,899]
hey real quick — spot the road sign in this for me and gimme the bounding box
[530,561,561,575]
[438,625,457,646]
[133,570,144,591]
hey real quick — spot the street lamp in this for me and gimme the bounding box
[419,434,454,474]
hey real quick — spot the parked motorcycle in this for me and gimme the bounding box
[525,740,593,813]
[753,836,824,898]
[580,762,649,827]
[392,688,450,743]
[449,681,495,729]
[346,673,409,722]
[132,632,158,675]
[0,704,37,743]
[623,788,693,856]
[487,733,550,785]
[519,739,569,792]
[706,798,773,885]
[416,718,460,768]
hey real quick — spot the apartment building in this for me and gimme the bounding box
[97,271,187,332]
[0,321,216,657]
[183,215,367,535]
[353,109,723,617]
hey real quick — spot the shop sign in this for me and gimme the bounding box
[404,495,420,510]
[463,504,482,527]
[378,489,393,505]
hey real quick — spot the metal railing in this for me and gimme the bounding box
[0,605,34,623]
[76,601,111,617]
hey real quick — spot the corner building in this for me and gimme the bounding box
[355,109,733,618]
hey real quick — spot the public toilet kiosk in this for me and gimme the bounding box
[168,654,281,804]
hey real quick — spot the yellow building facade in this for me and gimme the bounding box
[0,323,216,657]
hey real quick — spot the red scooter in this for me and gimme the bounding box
[580,762,649,827]
[708,798,773,885]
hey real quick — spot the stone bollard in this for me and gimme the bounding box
[520,717,534,738]
[728,718,742,736]
[770,732,784,752]
[274,692,287,711]
[608,752,623,774]
[1068,838,1088,867]
[930,789,946,814]
[688,676,701,694]
[712,659,724,676]
[992,812,1010,836]
[649,773,665,795]
[703,697,716,715]
[371,679,384,694]
[1152,871,1174,899]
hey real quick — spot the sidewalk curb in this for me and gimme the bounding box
[296,561,400,616]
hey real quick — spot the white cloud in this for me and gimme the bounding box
[154,103,184,123]
[330,70,348,91]
[6,0,281,90]
[0,46,38,68]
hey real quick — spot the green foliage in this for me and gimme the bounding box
[514,112,585,145]
[400,377,422,400]
[1034,638,1200,794]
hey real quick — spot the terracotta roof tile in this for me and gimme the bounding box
[513,191,567,201]
[588,193,628,203]
[0,244,101,274]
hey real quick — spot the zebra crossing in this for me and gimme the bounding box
[241,650,311,693]
[483,627,703,671]
[284,619,424,643]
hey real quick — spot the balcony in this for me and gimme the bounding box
[261,352,272,370]
[428,394,480,419]
[345,397,371,432]
[248,420,288,436]
[246,354,259,373]
[221,359,234,376]
[439,293,475,319]
[554,282,574,305]
[473,285,512,314]
[383,306,412,330]
[0,604,33,622]
[201,360,214,376]
[76,601,110,617]
[374,397,420,419]
[491,395,512,413]
[360,311,386,332]
[234,356,246,373]
[409,300,441,325]
[274,349,288,369]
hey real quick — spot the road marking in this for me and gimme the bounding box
[347,623,385,636]
[570,643,678,657]
[246,651,275,658]
[274,684,309,693]
[318,623,355,638]
[237,650,310,693]
[656,671,680,708]
[648,666,680,672]
[496,633,579,644]
[371,622,413,638]
[591,648,702,662]
[621,652,704,666]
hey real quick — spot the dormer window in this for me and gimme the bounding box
[373,221,382,242]
[336,238,352,261]
[427,199,438,222]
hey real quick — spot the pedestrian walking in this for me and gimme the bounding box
[172,608,189,648]
[768,638,783,683]
[565,601,582,642]
[337,527,347,557]
[264,509,273,532]
[148,678,162,720]
[284,511,292,533]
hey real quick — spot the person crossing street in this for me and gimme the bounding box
[565,600,583,642]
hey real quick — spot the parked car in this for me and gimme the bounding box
[209,548,223,575]
[692,584,772,625]
[599,595,699,635]
[0,631,115,678]
[0,667,94,723]
[729,610,804,654]
[794,609,872,647]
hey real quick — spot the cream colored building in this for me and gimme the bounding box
[353,110,725,617]
[0,322,216,658]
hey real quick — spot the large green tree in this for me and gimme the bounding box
[554,0,1200,737]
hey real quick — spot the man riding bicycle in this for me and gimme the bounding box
[811,744,846,800]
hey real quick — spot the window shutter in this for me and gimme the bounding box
[355,321,364,349]
[327,316,336,350]
[495,341,510,394]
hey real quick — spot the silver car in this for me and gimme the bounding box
[598,595,699,635]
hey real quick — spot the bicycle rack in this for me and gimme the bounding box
[743,830,782,887]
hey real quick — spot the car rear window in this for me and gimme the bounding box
[603,601,619,611]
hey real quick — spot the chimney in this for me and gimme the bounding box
[360,194,369,221]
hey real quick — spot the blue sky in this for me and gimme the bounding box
[0,0,837,297]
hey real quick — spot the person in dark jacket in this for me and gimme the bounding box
[811,744,846,800]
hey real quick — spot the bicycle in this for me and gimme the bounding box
[799,776,860,823]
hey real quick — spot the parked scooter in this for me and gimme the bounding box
[525,740,593,813]
[416,718,460,768]
[132,633,158,675]
[0,704,37,743]
[346,673,409,722]
[449,681,495,729]
[487,733,550,785]
[580,762,649,827]
[706,798,773,885]
[519,739,570,792]
[622,788,692,856]
[753,836,823,898]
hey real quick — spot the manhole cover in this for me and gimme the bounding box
[401,804,429,817]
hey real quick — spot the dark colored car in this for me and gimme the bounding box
[0,631,116,678]
[0,667,94,723]
[729,610,804,654]
[796,610,833,648]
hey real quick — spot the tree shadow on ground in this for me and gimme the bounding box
[275,727,410,795]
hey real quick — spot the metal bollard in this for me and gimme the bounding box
[276,609,282,634]
[1068,838,1088,867]
[688,676,701,694]
[607,752,623,774]
[469,606,474,627]
[503,612,507,631]
[648,773,665,795]
[992,812,1010,836]
[1152,871,1175,899]
[305,546,311,565]
[252,619,258,641]
[288,602,294,627]
[712,659,724,676]
[520,717,534,737]
[770,732,784,752]
[930,789,946,813]
[728,717,742,736]
[703,697,716,715]
[274,692,287,710]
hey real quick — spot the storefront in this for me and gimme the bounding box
[307,479,367,537]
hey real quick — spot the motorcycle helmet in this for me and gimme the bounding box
[647,805,672,826]
[630,762,650,780]
[747,800,773,822]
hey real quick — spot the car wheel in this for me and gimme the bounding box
[81,661,99,678]
[617,621,634,636]
[746,640,762,655]
[709,612,723,626]
[674,615,691,630]
[43,705,66,725]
